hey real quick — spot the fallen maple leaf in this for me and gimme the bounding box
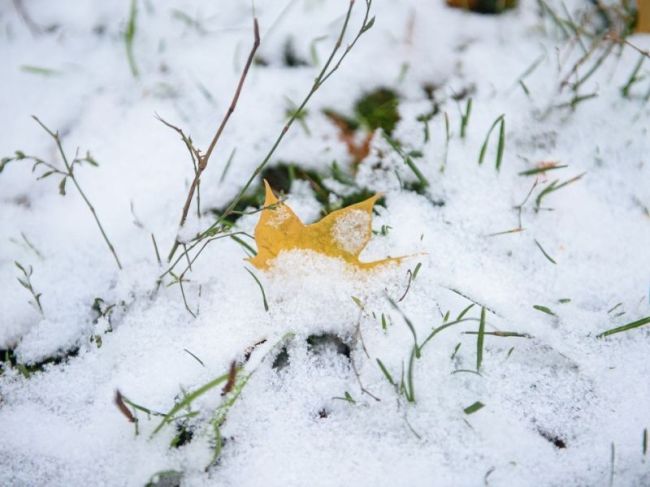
[248,180,400,270]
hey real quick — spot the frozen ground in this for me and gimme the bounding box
[1,0,649,486]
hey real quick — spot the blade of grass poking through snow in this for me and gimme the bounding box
[533,304,556,316]
[419,316,476,354]
[376,358,396,387]
[534,239,556,264]
[20,65,61,76]
[535,173,585,209]
[208,371,250,467]
[456,304,474,321]
[572,41,615,92]
[164,0,375,273]
[183,349,205,367]
[495,116,505,171]
[124,0,138,77]
[463,401,484,415]
[404,347,417,403]
[442,111,450,172]
[477,114,505,170]
[151,233,162,265]
[152,371,230,436]
[380,313,388,331]
[382,134,430,188]
[387,296,420,357]
[120,394,166,418]
[519,162,568,176]
[621,53,645,98]
[476,307,486,372]
[596,316,650,338]
[559,92,598,110]
[607,303,623,314]
[398,265,419,302]
[244,268,269,311]
[333,391,357,404]
[207,334,293,465]
[460,98,472,139]
[231,235,256,256]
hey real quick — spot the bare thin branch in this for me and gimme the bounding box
[168,18,261,261]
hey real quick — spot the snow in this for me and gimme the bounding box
[1,0,650,486]
[330,209,370,254]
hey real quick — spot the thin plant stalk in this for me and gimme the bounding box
[168,18,261,262]
[33,116,123,270]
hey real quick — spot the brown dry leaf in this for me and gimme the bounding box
[248,180,400,270]
[324,111,374,167]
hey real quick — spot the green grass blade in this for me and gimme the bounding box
[463,401,484,415]
[597,316,650,338]
[478,114,504,166]
[534,239,556,264]
[519,164,567,176]
[125,0,139,77]
[533,304,556,316]
[495,117,505,171]
[245,268,269,311]
[376,358,396,386]
[476,307,486,372]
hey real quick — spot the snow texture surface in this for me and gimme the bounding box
[1,0,649,486]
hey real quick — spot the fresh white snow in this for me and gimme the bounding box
[1,0,649,486]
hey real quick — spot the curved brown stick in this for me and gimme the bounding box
[168,18,261,261]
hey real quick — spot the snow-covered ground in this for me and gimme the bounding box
[1,0,649,485]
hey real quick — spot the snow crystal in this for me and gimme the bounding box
[330,209,371,254]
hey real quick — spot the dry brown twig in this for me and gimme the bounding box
[167,18,261,262]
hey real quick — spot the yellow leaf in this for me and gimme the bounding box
[248,180,401,270]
